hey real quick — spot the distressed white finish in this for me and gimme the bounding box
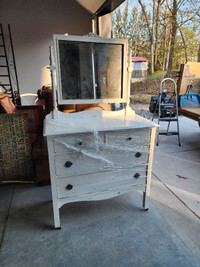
[45,35,158,228]
[44,109,157,136]
[45,117,157,228]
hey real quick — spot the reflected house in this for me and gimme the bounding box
[131,57,149,83]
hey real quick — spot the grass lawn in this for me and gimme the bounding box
[147,70,167,79]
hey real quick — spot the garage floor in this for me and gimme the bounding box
[0,116,200,267]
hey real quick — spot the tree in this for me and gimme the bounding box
[167,0,200,72]
[138,0,156,74]
[155,0,165,69]
[112,0,200,73]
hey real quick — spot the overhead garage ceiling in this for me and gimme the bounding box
[76,0,125,16]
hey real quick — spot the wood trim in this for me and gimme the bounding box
[179,108,200,122]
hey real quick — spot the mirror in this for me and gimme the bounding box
[59,41,94,100]
[54,35,127,104]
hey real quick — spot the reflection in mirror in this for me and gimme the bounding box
[95,44,123,99]
[58,40,123,101]
[59,41,94,99]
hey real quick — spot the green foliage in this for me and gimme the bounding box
[147,71,167,79]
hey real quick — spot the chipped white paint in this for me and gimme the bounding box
[46,122,157,228]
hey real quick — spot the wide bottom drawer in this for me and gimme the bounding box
[55,148,149,177]
[56,167,147,199]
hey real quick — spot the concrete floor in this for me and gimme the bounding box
[0,116,200,267]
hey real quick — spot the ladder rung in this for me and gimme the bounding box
[0,84,10,86]
[0,65,8,67]
[0,75,9,77]
[160,103,174,107]
[159,132,179,136]
[0,55,6,57]
[159,118,177,122]
[0,45,4,47]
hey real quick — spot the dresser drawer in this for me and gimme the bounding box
[102,149,149,167]
[105,128,150,149]
[53,132,104,155]
[55,151,111,177]
[56,167,147,199]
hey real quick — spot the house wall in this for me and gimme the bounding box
[131,62,148,83]
[0,0,92,97]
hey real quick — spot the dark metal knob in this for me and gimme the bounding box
[135,152,142,158]
[64,161,73,168]
[66,184,73,190]
[127,137,132,141]
[78,141,83,146]
[133,173,140,179]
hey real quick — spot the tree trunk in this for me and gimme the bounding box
[134,1,139,56]
[165,37,171,71]
[179,27,188,63]
[167,0,178,74]
[155,0,162,70]
[150,0,156,74]
[162,1,168,71]
[138,0,155,75]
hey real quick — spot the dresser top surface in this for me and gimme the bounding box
[44,110,158,136]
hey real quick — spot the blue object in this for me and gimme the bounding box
[180,85,200,108]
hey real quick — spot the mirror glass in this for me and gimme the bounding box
[59,41,94,99]
[95,43,123,99]
[58,40,123,101]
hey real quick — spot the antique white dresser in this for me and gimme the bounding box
[44,34,158,228]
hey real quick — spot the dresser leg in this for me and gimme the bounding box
[52,204,61,229]
[143,191,149,211]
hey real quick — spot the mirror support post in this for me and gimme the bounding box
[91,44,97,99]
[49,46,59,119]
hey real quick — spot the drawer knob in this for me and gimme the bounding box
[127,137,132,141]
[65,161,73,168]
[66,184,73,190]
[135,152,142,158]
[133,173,140,179]
[78,141,83,146]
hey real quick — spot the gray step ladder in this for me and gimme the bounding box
[152,78,181,146]
[0,24,21,105]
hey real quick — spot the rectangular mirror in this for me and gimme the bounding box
[54,35,127,105]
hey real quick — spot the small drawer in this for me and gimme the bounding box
[55,151,111,177]
[105,128,150,150]
[53,132,104,155]
[56,167,147,199]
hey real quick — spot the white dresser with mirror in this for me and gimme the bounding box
[44,34,158,229]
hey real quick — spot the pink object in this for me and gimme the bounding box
[131,57,149,62]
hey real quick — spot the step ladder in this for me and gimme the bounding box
[152,78,181,146]
[0,24,21,105]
